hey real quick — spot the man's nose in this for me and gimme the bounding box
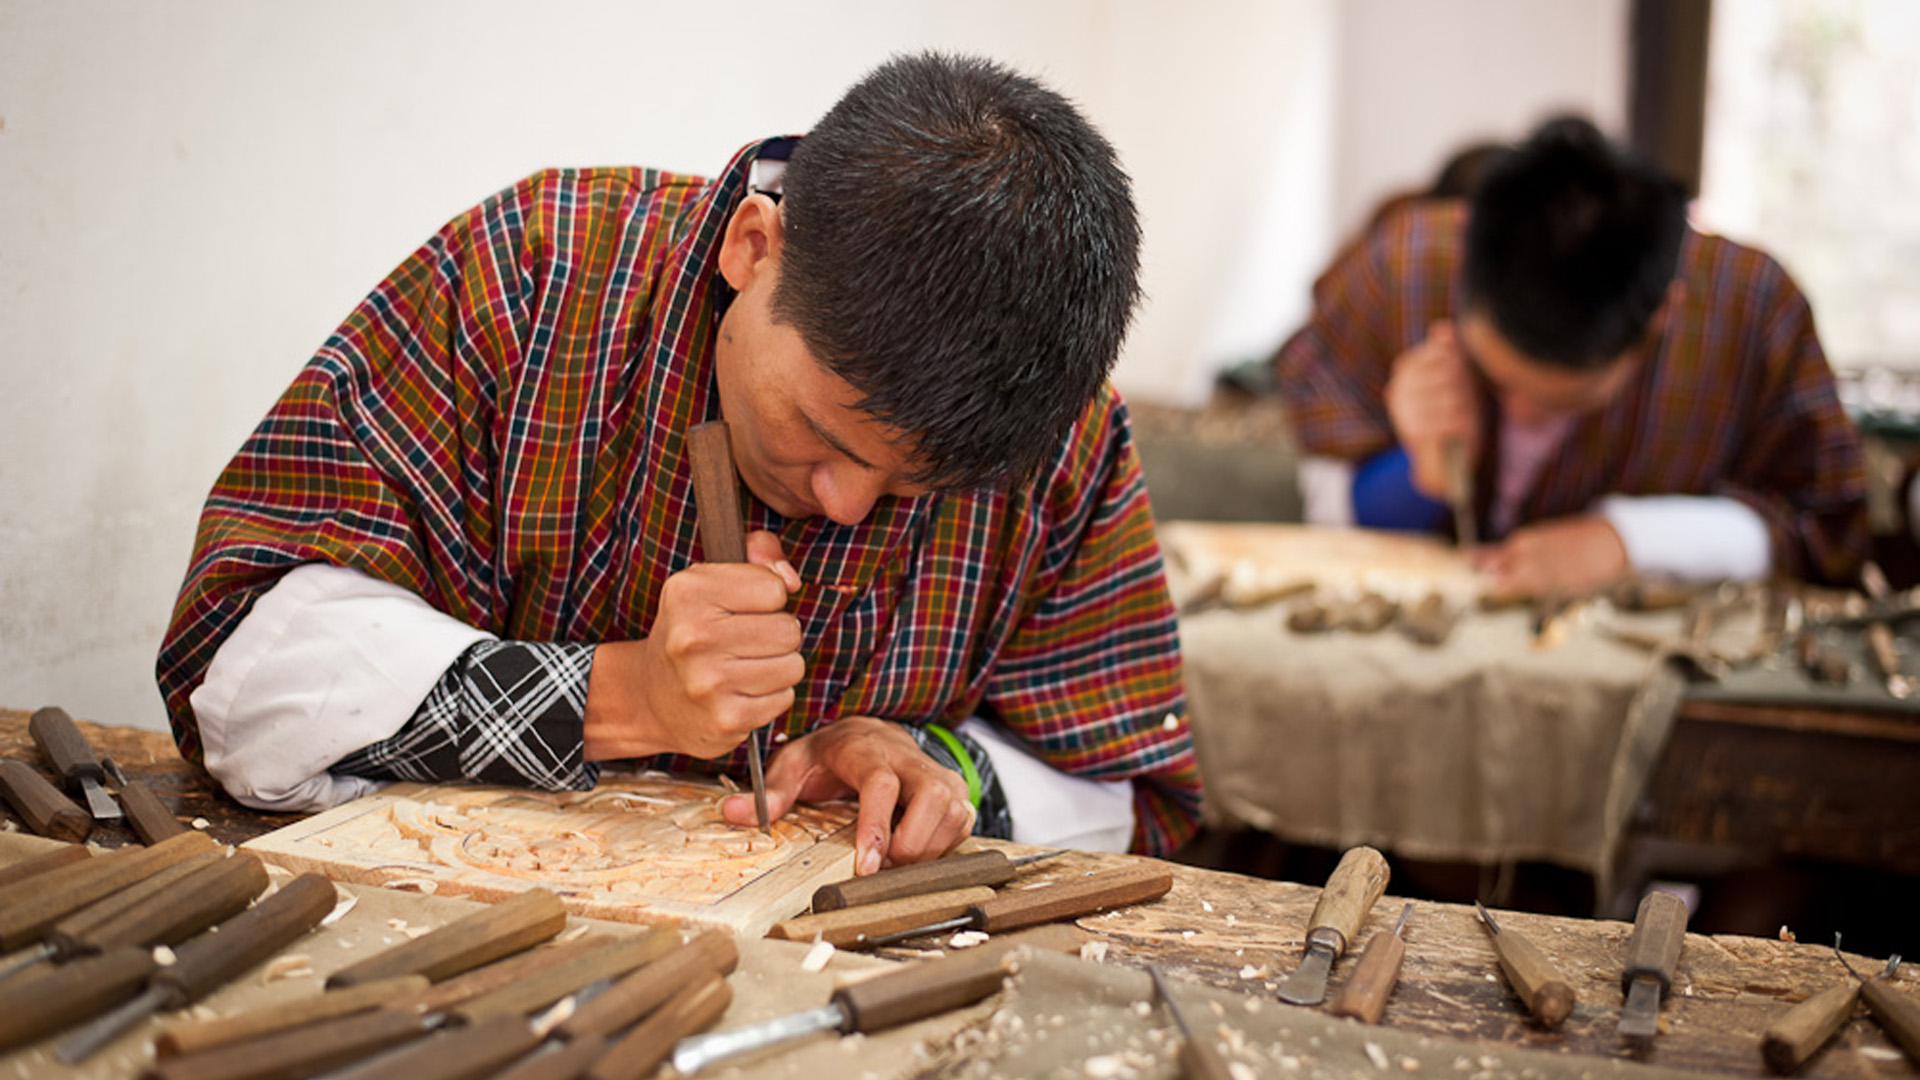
[812,464,888,526]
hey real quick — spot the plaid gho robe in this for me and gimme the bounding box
[1276,200,1868,583]
[159,139,1201,855]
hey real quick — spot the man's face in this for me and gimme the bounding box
[1458,310,1642,427]
[712,207,932,526]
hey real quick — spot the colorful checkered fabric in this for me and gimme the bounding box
[157,139,1200,855]
[1275,200,1869,583]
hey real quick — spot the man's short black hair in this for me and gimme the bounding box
[1464,115,1688,370]
[773,52,1142,491]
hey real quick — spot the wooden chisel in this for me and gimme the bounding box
[119,775,190,843]
[312,1017,547,1080]
[557,929,739,1042]
[0,839,89,889]
[54,872,340,1063]
[0,846,229,982]
[811,848,1066,911]
[0,828,216,950]
[156,974,431,1059]
[1443,435,1477,550]
[848,864,1173,949]
[1474,901,1575,1028]
[687,418,771,834]
[1761,979,1859,1074]
[1616,890,1689,1042]
[671,925,1080,1073]
[1149,965,1233,1080]
[148,1005,433,1080]
[452,926,674,1024]
[771,885,999,948]
[591,971,734,1080]
[1276,845,1391,1006]
[326,887,569,988]
[29,706,123,821]
[1858,955,1920,1065]
[0,757,91,842]
[1328,902,1413,1025]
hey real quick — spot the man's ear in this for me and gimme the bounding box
[718,193,784,292]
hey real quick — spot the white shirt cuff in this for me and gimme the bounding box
[191,563,494,812]
[956,717,1136,853]
[1297,455,1357,527]
[1595,494,1774,582]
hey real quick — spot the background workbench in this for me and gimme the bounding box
[1,709,1915,1078]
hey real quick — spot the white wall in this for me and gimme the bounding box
[0,0,1625,733]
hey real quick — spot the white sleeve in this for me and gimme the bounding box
[1296,455,1357,527]
[955,717,1136,853]
[190,563,495,813]
[1595,494,1775,582]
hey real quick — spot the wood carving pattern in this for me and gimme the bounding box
[244,775,857,935]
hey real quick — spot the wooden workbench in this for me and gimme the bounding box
[1,709,1914,1078]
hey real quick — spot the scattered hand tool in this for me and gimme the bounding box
[0,839,89,889]
[1836,951,1920,1065]
[1277,845,1391,1006]
[773,885,998,948]
[118,775,190,843]
[811,848,1067,912]
[29,706,124,821]
[327,886,569,988]
[585,971,734,1080]
[844,863,1173,949]
[1399,594,1459,647]
[1859,562,1913,699]
[557,929,740,1042]
[0,828,216,951]
[53,871,339,1062]
[670,924,1079,1073]
[1475,901,1575,1028]
[1443,435,1477,551]
[687,419,771,834]
[1760,937,1860,1075]
[1617,890,1689,1042]
[156,974,430,1059]
[1149,964,1233,1080]
[0,757,91,842]
[1328,902,1413,1024]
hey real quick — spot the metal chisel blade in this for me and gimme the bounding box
[747,728,770,834]
[80,777,122,822]
[1277,945,1335,1005]
[1617,976,1661,1039]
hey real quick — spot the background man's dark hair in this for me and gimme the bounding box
[774,52,1143,491]
[1464,115,1687,370]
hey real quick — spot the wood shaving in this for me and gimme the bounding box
[1400,1058,1421,1072]
[1238,965,1266,979]
[801,939,836,973]
[263,955,313,983]
[1230,1064,1258,1080]
[1078,941,1109,963]
[385,878,439,894]
[1083,1055,1123,1078]
[557,924,591,943]
[949,930,990,948]
[152,945,178,966]
[1365,1041,1390,1070]
[320,892,359,927]
[191,818,211,829]
[1862,1048,1903,1062]
[530,996,575,1038]
[1200,900,1214,912]
[387,918,410,931]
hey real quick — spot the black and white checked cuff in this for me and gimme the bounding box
[905,723,1012,841]
[334,640,600,791]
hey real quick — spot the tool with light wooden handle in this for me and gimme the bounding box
[1329,902,1413,1024]
[772,885,998,947]
[0,828,216,950]
[559,929,740,1042]
[1761,980,1859,1074]
[811,849,1066,911]
[1617,891,1689,1041]
[327,887,569,988]
[1475,901,1575,1028]
[591,972,734,1080]
[0,758,90,841]
[1277,845,1391,1006]
[859,864,1173,948]
[0,839,89,888]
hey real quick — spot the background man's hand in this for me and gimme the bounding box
[584,530,803,760]
[1385,321,1480,499]
[1475,515,1630,598]
[722,716,975,876]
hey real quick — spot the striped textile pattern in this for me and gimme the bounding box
[1275,200,1869,583]
[157,139,1201,855]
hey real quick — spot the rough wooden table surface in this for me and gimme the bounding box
[2,708,1915,1078]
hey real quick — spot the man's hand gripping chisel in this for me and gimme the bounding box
[1277,845,1391,1006]
[687,419,770,834]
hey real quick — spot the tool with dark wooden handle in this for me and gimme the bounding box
[1150,965,1234,1080]
[0,757,91,841]
[772,885,997,948]
[0,944,158,1052]
[1617,890,1689,1041]
[594,972,734,1080]
[1329,902,1413,1025]
[1761,980,1859,1074]
[327,887,569,988]
[0,828,216,950]
[454,926,675,1024]
[811,849,1066,912]
[1860,956,1920,1064]
[1277,845,1391,1006]
[55,871,339,1063]
[0,839,89,888]
[1475,901,1576,1028]
[29,706,124,821]
[120,777,190,843]
[149,1004,433,1080]
[0,848,228,982]
[858,864,1174,948]
[157,974,430,1059]
[1443,436,1477,550]
[559,929,740,1042]
[495,1032,609,1080]
[319,1016,546,1080]
[61,850,269,956]
[686,418,771,834]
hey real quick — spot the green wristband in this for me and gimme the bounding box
[923,723,982,809]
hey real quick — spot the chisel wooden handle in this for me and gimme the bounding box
[1327,927,1406,1024]
[971,864,1173,933]
[559,930,739,1041]
[156,974,429,1058]
[688,421,748,563]
[29,706,108,790]
[813,851,1021,911]
[771,886,997,947]
[120,778,189,843]
[1305,845,1391,954]
[0,944,157,1051]
[1861,977,1920,1064]
[149,1003,430,1080]
[49,847,227,955]
[455,927,675,1023]
[1489,925,1576,1027]
[323,1019,545,1080]
[327,887,568,988]
[0,840,89,888]
[0,829,215,950]
[495,1032,608,1080]
[834,941,1021,1031]
[0,758,90,842]
[156,872,338,1007]
[74,850,268,955]
[588,972,733,1080]
[1761,980,1859,1074]
[1622,891,1689,997]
